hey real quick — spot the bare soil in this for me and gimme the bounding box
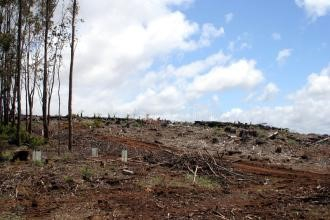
[0,118,329,219]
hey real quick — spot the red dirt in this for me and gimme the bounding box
[1,119,329,219]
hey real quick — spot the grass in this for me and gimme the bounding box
[0,150,13,161]
[185,174,219,189]
[81,119,104,129]
[137,174,220,190]
[64,175,74,184]
[137,176,164,188]
[81,167,93,181]
[33,160,44,167]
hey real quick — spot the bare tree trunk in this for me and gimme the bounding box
[43,0,50,140]
[68,0,77,151]
[16,0,23,145]
[57,54,61,155]
[25,24,31,131]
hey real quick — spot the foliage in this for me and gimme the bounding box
[81,167,93,181]
[20,130,45,149]
[64,175,74,184]
[185,174,219,189]
[33,160,44,167]
[0,33,14,52]
[0,124,45,148]
[0,150,13,162]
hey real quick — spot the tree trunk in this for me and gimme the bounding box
[16,0,23,145]
[68,0,77,151]
[43,0,50,140]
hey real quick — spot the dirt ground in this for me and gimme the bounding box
[0,118,329,219]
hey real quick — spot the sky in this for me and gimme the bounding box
[53,0,330,134]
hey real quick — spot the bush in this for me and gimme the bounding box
[0,150,13,162]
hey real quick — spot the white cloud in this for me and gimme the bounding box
[116,52,264,118]
[276,48,293,64]
[272,32,282,40]
[225,13,234,23]
[188,60,264,95]
[295,0,330,20]
[257,83,280,101]
[120,52,263,117]
[60,0,229,116]
[227,33,252,52]
[220,64,330,134]
[198,23,225,47]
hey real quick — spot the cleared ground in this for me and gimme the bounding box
[0,118,329,219]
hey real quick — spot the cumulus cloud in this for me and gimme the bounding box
[188,60,264,95]
[276,48,293,64]
[121,52,264,117]
[60,0,228,115]
[198,23,225,47]
[295,0,330,20]
[220,65,330,134]
[225,13,234,23]
[257,83,280,101]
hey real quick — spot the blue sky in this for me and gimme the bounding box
[64,0,330,134]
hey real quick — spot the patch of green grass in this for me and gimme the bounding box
[185,174,219,189]
[137,176,164,188]
[93,119,104,128]
[33,160,44,167]
[81,167,93,181]
[81,119,104,129]
[137,174,219,190]
[0,150,13,162]
[254,128,268,138]
[62,153,73,162]
[63,175,74,184]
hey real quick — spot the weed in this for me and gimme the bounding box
[93,119,103,128]
[62,153,73,162]
[33,160,44,167]
[64,176,74,184]
[0,150,13,162]
[81,167,93,181]
[137,176,163,188]
[185,174,219,189]
[81,119,104,129]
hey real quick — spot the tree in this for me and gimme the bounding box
[68,0,77,151]
[42,0,50,140]
[15,0,23,145]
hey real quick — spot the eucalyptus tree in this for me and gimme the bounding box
[68,0,77,151]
